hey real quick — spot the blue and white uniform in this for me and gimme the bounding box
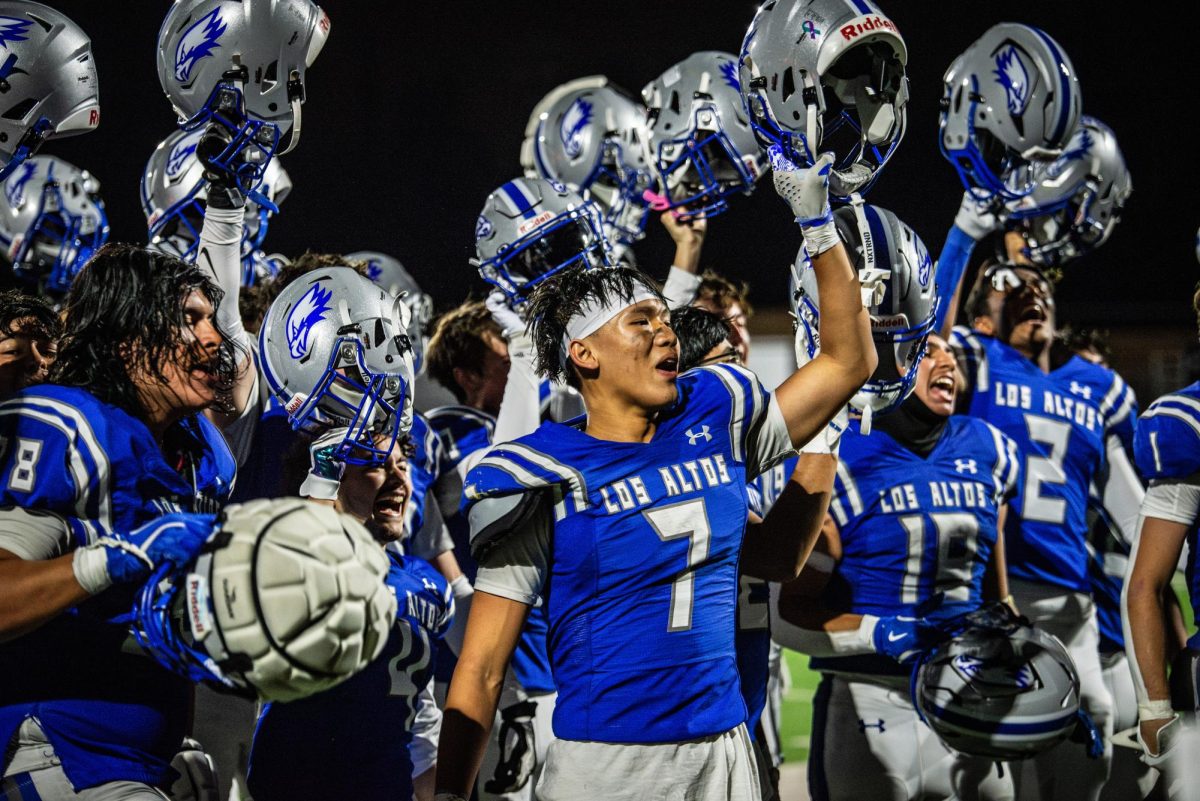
[951,328,1116,801]
[803,417,1018,801]
[0,385,234,792]
[247,552,452,801]
[465,364,793,800]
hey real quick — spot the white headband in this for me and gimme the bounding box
[560,287,659,356]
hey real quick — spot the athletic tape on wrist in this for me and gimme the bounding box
[800,220,840,257]
[1139,700,1175,721]
[72,545,114,595]
[830,614,878,655]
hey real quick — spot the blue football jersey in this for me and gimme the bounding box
[0,385,234,789]
[739,455,797,739]
[811,416,1018,678]
[952,328,1108,592]
[1134,383,1200,643]
[405,412,442,538]
[466,364,792,743]
[1056,356,1138,454]
[248,553,452,801]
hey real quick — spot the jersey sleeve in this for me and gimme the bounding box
[0,396,106,520]
[701,363,794,479]
[827,461,865,530]
[472,503,551,606]
[0,506,73,560]
[949,325,989,402]
[1134,393,1200,480]
[1141,481,1200,527]
[1098,371,1138,451]
[983,422,1021,503]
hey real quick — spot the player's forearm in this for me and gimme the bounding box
[436,659,505,797]
[0,552,91,641]
[198,202,257,419]
[932,224,977,337]
[772,596,870,657]
[741,455,835,581]
[810,244,875,384]
[1124,564,1173,702]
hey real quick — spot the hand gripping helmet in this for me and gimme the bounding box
[642,51,766,218]
[0,155,108,294]
[940,23,1082,201]
[141,127,292,285]
[156,0,330,172]
[520,76,656,248]
[738,0,908,199]
[1005,117,1131,268]
[473,177,612,305]
[130,498,395,701]
[914,603,1091,760]
[259,266,415,465]
[792,201,936,431]
[347,251,433,375]
[0,1,100,180]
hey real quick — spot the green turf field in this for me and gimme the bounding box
[776,578,1196,766]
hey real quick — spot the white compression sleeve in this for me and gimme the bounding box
[661,265,701,309]
[197,204,248,350]
[1101,435,1146,548]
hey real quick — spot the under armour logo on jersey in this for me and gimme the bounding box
[858,718,886,733]
[0,15,32,49]
[955,459,978,474]
[174,7,227,83]
[1069,381,1093,400]
[560,97,593,160]
[686,426,712,444]
[285,282,333,360]
[993,44,1031,115]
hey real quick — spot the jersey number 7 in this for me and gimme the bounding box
[643,499,712,632]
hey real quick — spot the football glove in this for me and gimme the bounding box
[299,427,348,501]
[954,191,1004,241]
[770,146,837,257]
[72,513,216,594]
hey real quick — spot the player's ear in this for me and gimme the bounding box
[452,366,479,397]
[568,339,599,374]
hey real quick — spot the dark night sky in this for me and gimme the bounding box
[42,1,1198,325]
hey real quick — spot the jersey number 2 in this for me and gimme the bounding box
[1022,414,1070,524]
[643,499,712,632]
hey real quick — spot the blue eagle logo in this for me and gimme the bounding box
[174,8,227,84]
[993,44,1031,116]
[475,215,493,242]
[366,260,383,281]
[953,654,1035,690]
[916,240,932,287]
[1046,125,1094,179]
[165,134,201,180]
[719,60,741,93]
[0,15,32,49]
[560,98,593,160]
[4,161,37,208]
[286,282,333,360]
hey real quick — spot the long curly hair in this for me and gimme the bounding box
[525,265,664,385]
[51,243,241,420]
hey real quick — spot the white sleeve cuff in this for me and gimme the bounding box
[1142,482,1200,526]
[662,266,702,309]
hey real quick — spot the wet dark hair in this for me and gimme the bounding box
[0,289,61,343]
[672,305,732,372]
[1059,325,1112,364]
[51,243,241,421]
[526,265,665,386]
[425,299,501,402]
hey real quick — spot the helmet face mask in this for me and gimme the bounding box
[475,178,613,305]
[738,0,908,199]
[643,51,765,218]
[1,156,109,295]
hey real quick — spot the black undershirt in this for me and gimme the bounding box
[872,392,947,458]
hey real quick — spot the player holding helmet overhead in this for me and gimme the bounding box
[0,1,100,180]
[642,51,767,219]
[738,0,909,200]
[436,145,876,800]
[0,155,108,296]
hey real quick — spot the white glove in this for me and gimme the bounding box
[770,146,838,256]
[169,738,219,801]
[801,406,849,456]
[954,191,1004,241]
[486,290,526,338]
[299,426,348,501]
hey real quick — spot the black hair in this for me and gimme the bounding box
[0,289,61,343]
[526,266,665,385]
[51,243,241,420]
[672,305,732,372]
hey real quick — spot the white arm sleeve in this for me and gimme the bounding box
[0,507,71,560]
[409,682,442,779]
[662,265,702,309]
[1100,434,1146,547]
[472,502,551,606]
[490,330,541,450]
[197,204,246,348]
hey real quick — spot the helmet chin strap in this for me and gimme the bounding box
[278,70,305,155]
[849,193,891,308]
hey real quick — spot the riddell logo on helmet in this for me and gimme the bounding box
[516,211,555,236]
[839,14,897,42]
[186,574,215,640]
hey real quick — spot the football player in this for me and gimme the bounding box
[0,289,60,397]
[435,151,875,800]
[773,333,1018,801]
[0,244,234,798]
[947,263,1118,800]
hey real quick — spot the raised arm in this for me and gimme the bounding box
[659,209,706,308]
[933,192,1003,339]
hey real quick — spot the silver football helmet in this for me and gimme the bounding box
[347,251,432,375]
[520,76,656,248]
[1005,117,1131,268]
[156,0,330,163]
[940,23,1082,200]
[642,51,766,218]
[0,155,108,294]
[738,0,908,199]
[473,177,612,305]
[141,127,292,285]
[792,201,936,428]
[259,266,415,466]
[915,604,1090,760]
[0,1,100,180]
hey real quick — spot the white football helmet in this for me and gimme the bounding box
[347,251,433,375]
